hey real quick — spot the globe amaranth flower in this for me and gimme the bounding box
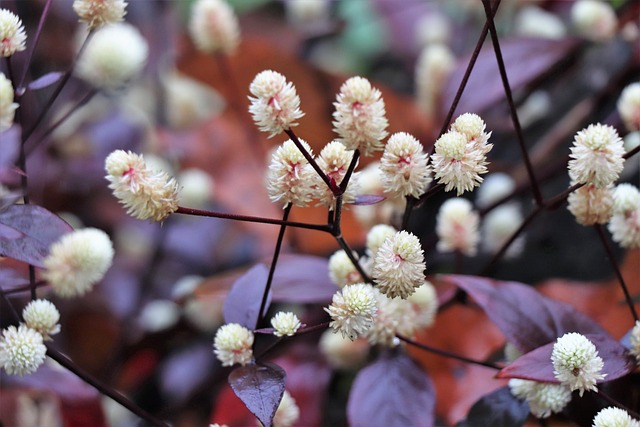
[325,283,377,340]
[0,9,26,57]
[272,390,300,427]
[0,324,47,376]
[0,72,17,132]
[436,197,480,256]
[328,249,363,288]
[42,228,114,298]
[482,204,525,258]
[567,183,614,226]
[249,70,304,138]
[630,321,640,365]
[592,407,640,427]
[431,127,492,196]
[406,281,438,329]
[73,0,127,29]
[568,124,625,188]
[451,113,491,148]
[508,379,572,419]
[319,329,369,370]
[608,183,640,249]
[22,300,61,340]
[312,140,359,209]
[571,0,617,42]
[379,132,431,198]
[189,0,240,55]
[551,332,606,396]
[266,138,315,207]
[76,23,148,90]
[415,44,454,115]
[475,172,516,209]
[213,323,254,366]
[365,224,397,259]
[270,312,301,337]
[332,76,389,156]
[105,150,180,221]
[372,230,426,299]
[353,162,406,229]
[618,82,640,132]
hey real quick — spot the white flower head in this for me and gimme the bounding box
[366,224,397,259]
[73,0,127,29]
[509,379,572,419]
[319,329,369,370]
[482,204,525,258]
[0,72,17,132]
[415,44,455,115]
[436,197,480,256]
[618,82,640,132]
[325,283,377,340]
[178,168,215,209]
[42,228,114,298]
[372,230,426,299]
[270,312,301,337]
[333,76,389,156]
[189,0,240,55]
[266,138,315,207]
[366,289,406,347]
[379,132,431,198]
[407,281,438,329]
[213,323,254,366]
[568,183,614,226]
[22,300,61,340]
[571,0,618,42]
[76,23,148,90]
[608,183,640,249]
[592,407,640,427]
[249,70,303,138]
[312,140,359,209]
[0,324,46,376]
[328,249,363,288]
[451,113,490,146]
[568,123,625,188]
[475,172,516,209]
[630,320,640,365]
[0,9,27,57]
[272,390,300,427]
[105,150,180,222]
[551,332,606,396]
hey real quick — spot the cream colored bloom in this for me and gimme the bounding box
[0,9,26,57]
[608,183,640,248]
[266,139,315,207]
[42,228,114,298]
[379,132,431,198]
[22,300,61,340]
[568,123,625,188]
[105,150,180,221]
[372,230,426,299]
[415,44,454,115]
[571,0,617,42]
[328,249,363,288]
[73,0,127,29]
[325,283,377,340]
[436,198,480,256]
[618,82,640,131]
[630,320,640,364]
[333,76,388,156]
[568,183,614,226]
[271,312,301,337]
[249,70,304,137]
[365,224,397,259]
[0,72,17,132]
[482,204,525,258]
[475,172,516,209]
[592,407,640,427]
[273,391,300,427]
[178,168,215,209]
[213,323,254,366]
[509,379,572,419]
[319,329,369,370]
[551,332,606,396]
[0,324,46,376]
[189,0,240,55]
[407,281,438,329]
[312,140,359,208]
[76,23,148,89]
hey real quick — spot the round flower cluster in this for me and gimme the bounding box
[607,183,640,249]
[0,324,47,376]
[415,44,455,115]
[325,283,377,340]
[372,230,426,299]
[189,0,240,55]
[73,0,127,29]
[567,183,614,226]
[249,70,304,138]
[270,312,301,337]
[312,140,359,209]
[436,197,480,256]
[328,249,364,288]
[508,379,572,419]
[571,0,617,42]
[481,204,525,258]
[618,82,640,131]
[551,332,605,396]
[22,300,61,340]
[266,138,315,207]
[365,224,397,259]
[0,72,17,132]
[319,329,369,370]
[379,132,431,199]
[568,123,625,188]
[213,323,254,366]
[592,407,640,427]
[0,9,27,57]
[272,390,300,427]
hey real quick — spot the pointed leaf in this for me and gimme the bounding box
[28,71,64,91]
[497,334,636,383]
[228,362,286,427]
[223,264,271,329]
[272,255,338,303]
[442,275,607,353]
[456,386,529,427]
[0,204,73,267]
[348,351,435,427]
[353,194,386,206]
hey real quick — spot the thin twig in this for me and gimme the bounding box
[284,128,339,195]
[17,0,54,90]
[339,149,360,192]
[597,389,640,419]
[335,235,372,284]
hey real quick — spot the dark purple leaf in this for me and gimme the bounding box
[0,204,73,267]
[456,387,529,427]
[271,255,338,304]
[348,351,435,427]
[443,275,607,353]
[160,343,211,403]
[223,264,271,329]
[497,334,636,383]
[352,194,386,206]
[28,71,63,91]
[228,362,286,427]
[0,191,22,211]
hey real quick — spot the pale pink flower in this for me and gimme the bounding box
[608,183,640,248]
[266,139,315,207]
[567,183,614,225]
[0,9,26,57]
[379,132,431,198]
[73,0,127,29]
[618,82,640,131]
[568,123,625,188]
[372,230,426,299]
[189,0,239,55]
[436,198,480,256]
[249,70,303,137]
[312,140,359,209]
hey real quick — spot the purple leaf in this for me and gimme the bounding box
[0,204,73,268]
[228,362,286,427]
[456,387,529,427]
[442,275,607,353]
[0,191,22,211]
[352,194,386,206]
[160,344,212,403]
[271,255,338,304]
[223,264,271,329]
[28,72,64,91]
[497,334,636,383]
[348,351,435,427]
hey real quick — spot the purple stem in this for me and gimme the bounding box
[397,334,501,370]
[17,0,54,90]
